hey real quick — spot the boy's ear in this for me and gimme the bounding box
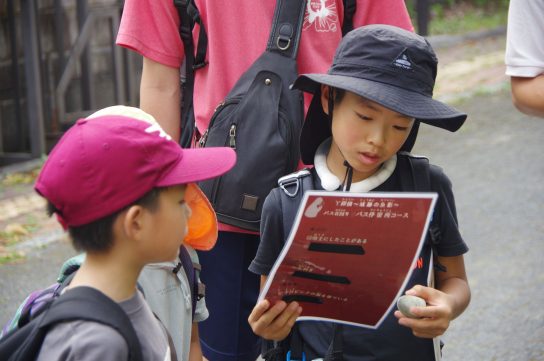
[320,85,331,115]
[122,205,145,239]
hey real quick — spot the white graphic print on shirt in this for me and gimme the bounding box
[303,0,339,33]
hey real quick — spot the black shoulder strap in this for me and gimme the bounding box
[398,153,447,273]
[342,0,356,35]
[3,287,143,361]
[266,0,307,58]
[174,0,200,147]
[176,0,357,67]
[44,287,144,361]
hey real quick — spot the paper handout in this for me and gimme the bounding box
[259,191,437,329]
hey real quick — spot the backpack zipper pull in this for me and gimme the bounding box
[229,124,237,149]
[198,129,209,148]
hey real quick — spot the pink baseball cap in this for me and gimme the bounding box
[35,106,236,250]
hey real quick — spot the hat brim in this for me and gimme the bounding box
[157,147,236,187]
[158,147,234,251]
[294,74,466,165]
[184,183,218,251]
[294,74,467,131]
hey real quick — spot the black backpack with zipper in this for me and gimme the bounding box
[174,0,356,231]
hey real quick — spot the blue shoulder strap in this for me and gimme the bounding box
[175,245,204,320]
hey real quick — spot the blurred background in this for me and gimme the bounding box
[0,0,508,165]
[3,2,543,361]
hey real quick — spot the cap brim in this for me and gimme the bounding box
[294,74,467,131]
[184,183,218,251]
[157,147,236,187]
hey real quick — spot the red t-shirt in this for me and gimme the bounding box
[116,0,413,233]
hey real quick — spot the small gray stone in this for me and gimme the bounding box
[397,295,426,319]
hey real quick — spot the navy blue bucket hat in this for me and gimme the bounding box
[292,24,467,165]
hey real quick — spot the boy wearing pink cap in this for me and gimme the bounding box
[32,106,235,360]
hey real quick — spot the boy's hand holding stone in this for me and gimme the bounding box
[248,299,302,341]
[394,285,454,339]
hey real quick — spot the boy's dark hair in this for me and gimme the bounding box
[332,87,346,104]
[47,187,168,252]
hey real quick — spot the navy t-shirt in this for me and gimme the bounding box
[249,159,468,361]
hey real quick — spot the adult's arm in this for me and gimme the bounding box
[510,75,544,118]
[505,0,544,117]
[140,57,181,140]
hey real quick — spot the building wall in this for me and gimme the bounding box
[0,0,141,155]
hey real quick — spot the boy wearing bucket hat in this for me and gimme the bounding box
[33,106,235,360]
[248,25,471,360]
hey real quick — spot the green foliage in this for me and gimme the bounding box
[405,0,509,35]
[0,251,25,265]
[429,8,507,35]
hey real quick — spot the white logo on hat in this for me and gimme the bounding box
[145,124,172,141]
[393,52,413,70]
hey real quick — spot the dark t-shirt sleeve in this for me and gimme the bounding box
[249,189,286,275]
[429,164,469,257]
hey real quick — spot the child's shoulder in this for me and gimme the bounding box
[396,152,452,188]
[37,319,129,361]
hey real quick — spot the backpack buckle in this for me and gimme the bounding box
[276,36,291,51]
[278,169,311,198]
[286,350,306,361]
[276,24,294,51]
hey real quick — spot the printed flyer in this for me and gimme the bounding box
[259,191,437,329]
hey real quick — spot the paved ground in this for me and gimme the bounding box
[1,30,543,360]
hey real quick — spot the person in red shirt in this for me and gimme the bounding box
[117,2,413,360]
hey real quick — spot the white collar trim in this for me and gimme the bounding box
[314,137,397,192]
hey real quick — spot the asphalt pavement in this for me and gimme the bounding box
[0,30,543,360]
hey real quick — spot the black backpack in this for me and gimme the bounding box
[261,152,445,361]
[0,246,201,361]
[174,0,356,231]
[0,286,144,361]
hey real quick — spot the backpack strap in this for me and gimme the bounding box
[174,0,204,148]
[260,170,313,361]
[342,0,356,35]
[323,324,343,361]
[398,152,447,273]
[266,0,306,58]
[3,287,144,361]
[174,0,356,147]
[174,245,204,320]
[278,169,313,239]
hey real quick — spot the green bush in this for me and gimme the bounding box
[405,0,509,35]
